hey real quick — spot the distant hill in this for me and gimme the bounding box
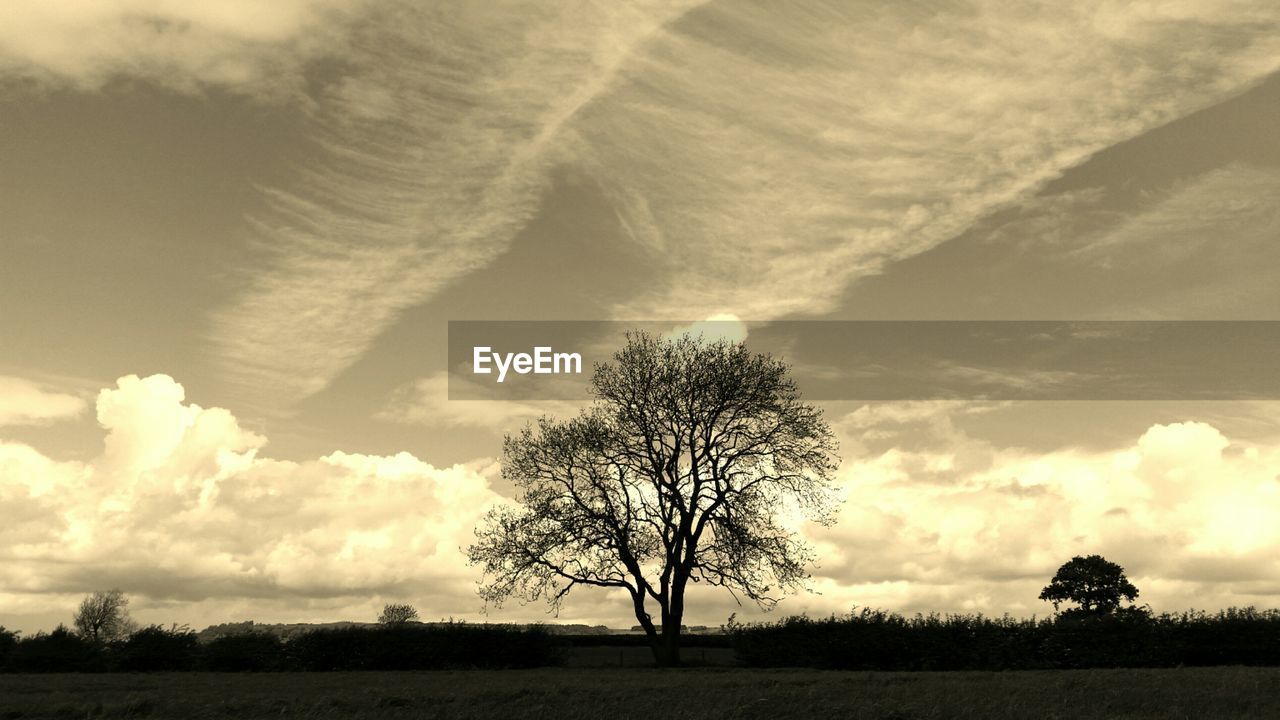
[197,620,371,642]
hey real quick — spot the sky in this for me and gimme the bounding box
[1,0,1280,634]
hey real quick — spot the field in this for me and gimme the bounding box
[2,667,1278,719]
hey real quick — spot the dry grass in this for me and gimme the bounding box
[1,666,1277,719]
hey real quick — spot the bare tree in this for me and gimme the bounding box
[378,603,420,625]
[73,589,136,642]
[468,331,840,665]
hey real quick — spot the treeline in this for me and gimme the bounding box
[729,607,1280,670]
[0,623,565,673]
[6,607,1280,672]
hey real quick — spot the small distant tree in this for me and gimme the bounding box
[1039,555,1139,616]
[378,603,420,625]
[73,589,136,642]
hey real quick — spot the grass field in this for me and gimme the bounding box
[1,667,1277,719]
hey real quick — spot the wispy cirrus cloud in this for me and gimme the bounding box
[6,4,1280,414]
[991,163,1280,317]
[203,1,1280,410]
[1074,163,1280,265]
[208,1,705,408]
[580,1,1280,320]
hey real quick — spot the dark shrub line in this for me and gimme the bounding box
[558,633,730,648]
[0,623,565,673]
[728,607,1280,670]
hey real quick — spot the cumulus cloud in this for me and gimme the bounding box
[0,0,363,95]
[790,406,1280,618]
[0,376,86,426]
[0,373,507,629]
[4,377,1280,630]
[205,0,1280,409]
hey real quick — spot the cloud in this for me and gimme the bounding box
[377,372,583,430]
[0,0,364,95]
[792,409,1280,618]
[207,0,704,407]
[0,373,507,630]
[931,361,1090,395]
[665,314,748,344]
[578,1,1280,321]
[992,163,1280,318]
[205,1,1280,410]
[1071,163,1280,263]
[5,378,1280,630]
[0,376,86,426]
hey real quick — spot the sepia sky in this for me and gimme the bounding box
[2,0,1280,634]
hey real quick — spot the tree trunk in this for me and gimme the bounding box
[639,607,684,666]
[659,624,682,666]
[642,626,683,666]
[655,574,688,667]
[630,592,670,667]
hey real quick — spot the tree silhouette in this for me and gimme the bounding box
[377,603,420,625]
[1039,555,1139,616]
[468,331,840,666]
[73,589,136,642]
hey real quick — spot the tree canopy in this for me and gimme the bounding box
[1039,555,1140,616]
[468,331,840,665]
[73,589,136,642]
[378,603,420,625]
